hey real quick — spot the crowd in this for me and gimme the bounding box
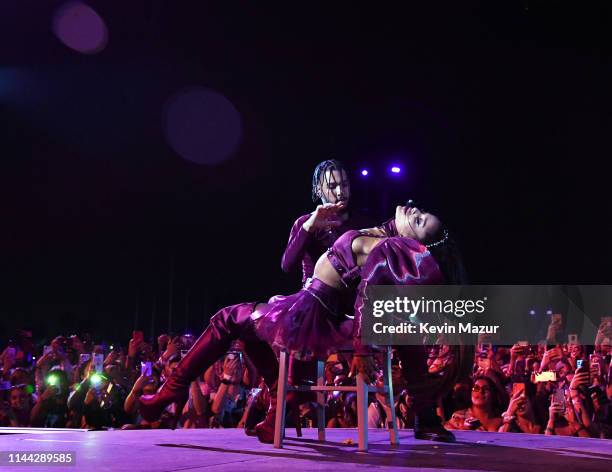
[1,320,610,438]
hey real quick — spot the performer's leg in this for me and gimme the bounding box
[395,344,456,442]
[251,355,319,443]
[243,336,279,388]
[139,303,261,422]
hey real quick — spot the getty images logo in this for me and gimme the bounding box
[372,296,488,318]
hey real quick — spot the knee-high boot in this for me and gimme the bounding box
[254,357,317,443]
[396,344,456,442]
[139,303,257,423]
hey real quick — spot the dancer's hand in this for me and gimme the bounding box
[349,355,377,384]
[302,203,345,233]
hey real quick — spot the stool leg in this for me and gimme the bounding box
[316,360,326,441]
[274,350,289,449]
[384,346,400,446]
[356,372,368,452]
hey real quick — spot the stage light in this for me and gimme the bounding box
[90,373,103,386]
[529,309,536,316]
[164,87,243,165]
[52,2,108,55]
[46,374,59,386]
[390,166,401,174]
[361,169,368,176]
[546,309,553,315]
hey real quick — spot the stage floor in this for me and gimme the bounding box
[1,427,611,471]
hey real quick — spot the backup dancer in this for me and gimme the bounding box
[281,159,375,403]
[281,159,374,285]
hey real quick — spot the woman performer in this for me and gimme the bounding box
[139,204,457,443]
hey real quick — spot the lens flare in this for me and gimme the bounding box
[52,1,108,55]
[163,87,242,165]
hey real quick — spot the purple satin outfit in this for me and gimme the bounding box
[255,230,366,359]
[352,236,471,412]
[352,237,444,354]
[281,211,374,285]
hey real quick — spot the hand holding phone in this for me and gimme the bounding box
[549,388,566,418]
[464,417,481,430]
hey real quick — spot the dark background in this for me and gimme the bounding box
[1,1,611,344]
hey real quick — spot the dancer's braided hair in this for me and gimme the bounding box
[311,159,347,203]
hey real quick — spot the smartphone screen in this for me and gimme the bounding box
[535,371,557,382]
[140,361,152,377]
[512,382,525,397]
[553,388,566,412]
[93,354,104,373]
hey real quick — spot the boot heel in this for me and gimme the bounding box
[169,397,188,430]
[294,409,303,437]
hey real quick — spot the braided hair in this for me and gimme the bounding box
[311,159,347,203]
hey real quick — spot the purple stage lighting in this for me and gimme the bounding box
[390,166,401,174]
[53,2,108,55]
[361,169,368,176]
[164,87,242,165]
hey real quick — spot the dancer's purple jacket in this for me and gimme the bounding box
[352,237,445,355]
[281,212,374,285]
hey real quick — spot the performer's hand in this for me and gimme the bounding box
[349,355,377,384]
[302,203,345,233]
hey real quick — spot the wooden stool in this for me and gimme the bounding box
[273,346,399,452]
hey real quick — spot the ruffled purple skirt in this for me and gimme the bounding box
[253,278,353,360]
